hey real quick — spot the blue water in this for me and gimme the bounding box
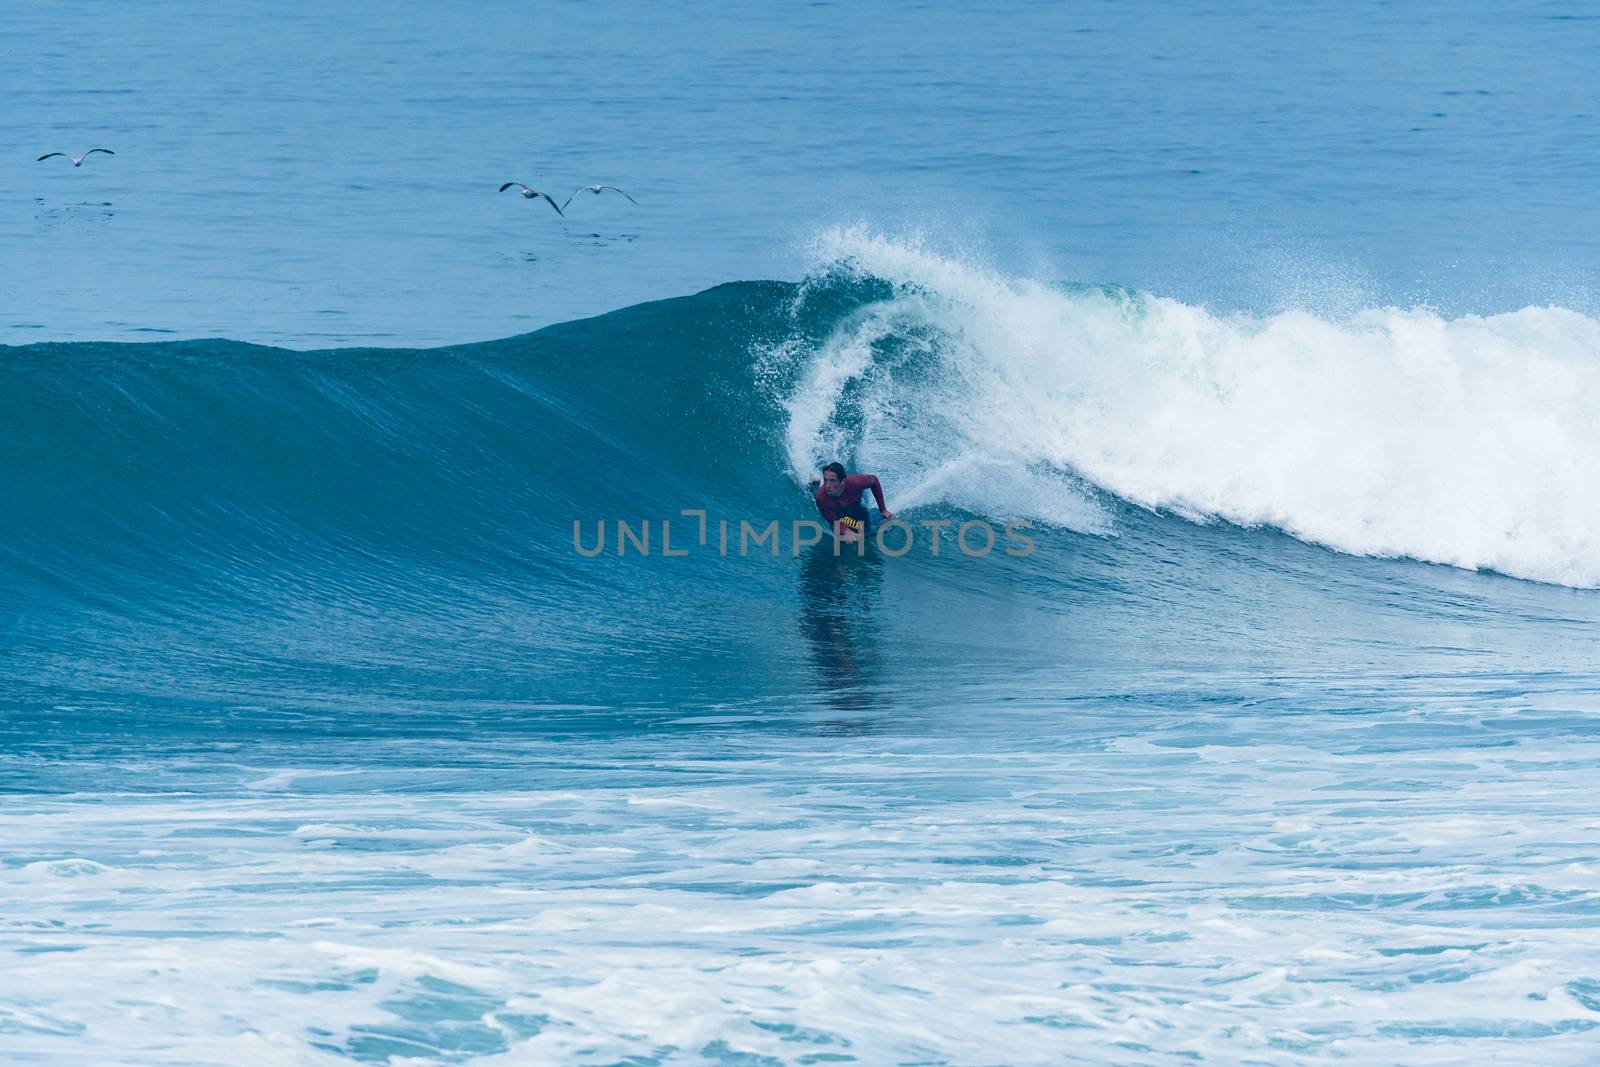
[6,0,1600,346]
[5,3,1600,1065]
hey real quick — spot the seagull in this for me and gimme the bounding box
[37,149,115,167]
[563,184,638,210]
[499,182,564,215]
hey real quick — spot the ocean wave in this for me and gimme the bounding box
[5,247,1598,713]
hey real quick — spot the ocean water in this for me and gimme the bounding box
[6,0,1600,346]
[5,3,1600,1066]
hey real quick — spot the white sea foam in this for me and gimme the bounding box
[786,228,1600,586]
[4,709,1600,1065]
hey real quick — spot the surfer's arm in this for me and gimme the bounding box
[851,474,892,519]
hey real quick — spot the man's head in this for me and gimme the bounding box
[820,462,847,497]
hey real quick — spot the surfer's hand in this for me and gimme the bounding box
[880,511,895,522]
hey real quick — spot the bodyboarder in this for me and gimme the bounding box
[810,462,894,543]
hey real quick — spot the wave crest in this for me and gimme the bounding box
[784,229,1600,586]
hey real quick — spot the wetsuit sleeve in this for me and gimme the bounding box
[851,474,887,513]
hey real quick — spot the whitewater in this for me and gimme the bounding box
[787,230,1600,587]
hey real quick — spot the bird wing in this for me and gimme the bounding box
[540,193,565,216]
[499,182,527,193]
[85,149,115,157]
[37,152,64,161]
[602,186,640,205]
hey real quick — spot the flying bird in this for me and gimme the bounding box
[563,184,638,210]
[37,149,115,167]
[499,183,564,215]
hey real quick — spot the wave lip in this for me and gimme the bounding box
[784,229,1600,588]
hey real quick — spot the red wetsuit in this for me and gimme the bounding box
[814,474,887,528]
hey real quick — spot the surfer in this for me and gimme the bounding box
[810,463,894,542]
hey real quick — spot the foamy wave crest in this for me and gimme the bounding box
[785,228,1600,587]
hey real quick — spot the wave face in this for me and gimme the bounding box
[0,284,812,718]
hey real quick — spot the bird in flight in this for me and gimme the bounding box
[499,183,564,215]
[564,185,638,210]
[37,149,116,167]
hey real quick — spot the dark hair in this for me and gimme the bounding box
[821,462,847,479]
